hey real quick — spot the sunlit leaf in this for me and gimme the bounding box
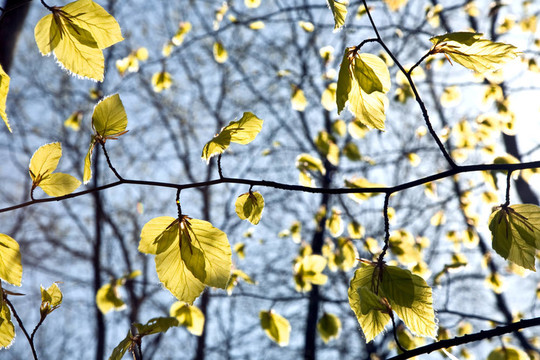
[135,317,179,336]
[152,71,173,92]
[430,32,519,74]
[249,21,265,30]
[64,111,83,131]
[489,204,540,271]
[299,21,314,32]
[383,0,408,11]
[213,42,228,64]
[40,283,63,317]
[96,282,125,314]
[321,83,337,111]
[317,312,341,343]
[202,112,263,163]
[294,254,328,292]
[344,177,385,202]
[226,268,256,295]
[326,0,348,32]
[487,346,530,360]
[245,0,261,9]
[0,234,22,286]
[172,22,192,46]
[170,302,205,336]
[0,302,15,349]
[291,85,308,112]
[29,142,81,197]
[326,208,344,237]
[235,191,264,225]
[0,65,11,132]
[260,310,291,346]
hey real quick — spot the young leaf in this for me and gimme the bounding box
[152,71,173,92]
[294,255,328,292]
[344,177,385,202]
[235,191,265,225]
[0,301,15,349]
[296,153,326,175]
[317,312,341,343]
[170,302,205,336]
[488,204,540,271]
[0,64,11,132]
[259,310,291,346]
[430,32,519,74]
[213,42,228,63]
[226,268,256,295]
[291,85,308,112]
[84,94,128,184]
[96,282,126,314]
[40,283,63,317]
[29,142,81,197]
[201,112,263,163]
[34,0,123,81]
[326,0,348,32]
[0,234,22,286]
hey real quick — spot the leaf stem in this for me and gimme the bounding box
[217,154,224,179]
[40,0,54,11]
[100,142,124,181]
[504,170,512,207]
[5,296,39,360]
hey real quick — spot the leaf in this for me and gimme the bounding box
[213,42,228,64]
[487,346,530,360]
[170,302,205,336]
[383,0,409,11]
[29,142,81,197]
[294,255,328,292]
[235,191,265,225]
[337,50,390,130]
[201,112,263,163]
[430,32,519,74]
[108,331,133,360]
[0,64,11,132]
[226,268,256,295]
[344,177,385,202]
[83,138,96,184]
[296,153,326,175]
[96,282,126,314]
[34,0,123,81]
[40,283,63,316]
[0,302,15,349]
[152,71,173,92]
[135,317,179,336]
[489,204,540,271]
[0,234,22,287]
[326,0,348,32]
[260,310,291,346]
[317,312,341,343]
[378,265,415,308]
[291,85,308,111]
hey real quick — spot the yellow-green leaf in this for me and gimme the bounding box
[0,302,15,349]
[317,312,341,343]
[40,283,63,316]
[378,265,415,307]
[92,94,128,138]
[344,177,385,202]
[383,0,408,11]
[326,208,344,237]
[326,0,348,32]
[235,191,264,225]
[489,204,540,271]
[0,234,22,286]
[96,282,125,314]
[487,346,530,360]
[83,138,96,184]
[213,42,228,63]
[245,0,261,8]
[170,302,205,336]
[152,71,173,92]
[0,64,11,132]
[29,142,81,197]
[108,331,133,360]
[296,153,325,175]
[430,32,519,74]
[201,112,263,163]
[64,110,82,131]
[291,85,308,111]
[260,310,291,346]
[226,268,256,295]
[294,255,328,292]
[134,317,179,336]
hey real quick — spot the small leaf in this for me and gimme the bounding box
[226,268,256,295]
[0,234,22,286]
[96,282,126,314]
[430,32,519,74]
[383,0,409,11]
[0,64,11,132]
[135,317,179,336]
[213,42,228,63]
[40,283,63,317]
[201,112,263,163]
[152,71,173,92]
[0,301,15,349]
[291,85,308,111]
[235,191,265,225]
[294,255,328,292]
[326,0,348,32]
[170,302,205,336]
[344,177,385,202]
[487,346,530,360]
[317,312,341,343]
[296,153,325,175]
[260,310,291,346]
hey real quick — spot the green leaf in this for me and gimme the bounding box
[29,142,81,197]
[0,64,11,132]
[379,265,415,308]
[108,331,133,360]
[202,112,263,163]
[296,153,326,175]
[326,0,348,32]
[487,346,530,360]
[0,234,22,286]
[337,50,391,130]
[430,32,519,74]
[170,302,205,336]
[96,282,126,314]
[235,192,265,225]
[0,301,15,349]
[40,283,63,316]
[34,0,123,81]
[489,204,540,271]
[135,317,180,336]
[260,310,291,346]
[317,312,341,343]
[294,255,328,292]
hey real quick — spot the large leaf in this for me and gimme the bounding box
[260,310,291,346]
[170,302,205,336]
[430,32,519,74]
[0,234,22,286]
[489,204,540,271]
[378,265,415,308]
[29,143,81,197]
[235,191,264,225]
[0,302,15,349]
[0,64,11,132]
[202,112,263,163]
[34,0,123,81]
[326,0,348,32]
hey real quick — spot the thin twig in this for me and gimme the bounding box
[390,316,406,353]
[5,297,39,360]
[377,192,392,264]
[504,170,512,207]
[100,142,124,181]
[217,154,224,179]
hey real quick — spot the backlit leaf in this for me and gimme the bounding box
[213,42,228,64]
[489,204,540,271]
[0,234,22,286]
[430,32,519,74]
[317,312,341,343]
[291,85,308,111]
[0,65,11,132]
[260,310,291,346]
[378,265,415,308]
[152,71,173,92]
[294,254,328,292]
[0,302,15,349]
[487,346,529,360]
[202,112,263,163]
[226,268,256,294]
[29,142,81,197]
[326,0,348,32]
[34,0,123,81]
[344,177,385,202]
[245,0,261,8]
[383,0,408,11]
[135,317,179,336]
[40,283,63,316]
[96,282,125,314]
[170,302,205,336]
[235,191,264,225]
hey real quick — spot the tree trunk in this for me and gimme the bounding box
[0,0,31,73]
